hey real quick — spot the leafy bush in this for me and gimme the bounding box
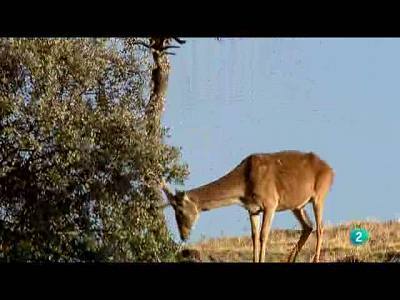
[0,38,188,262]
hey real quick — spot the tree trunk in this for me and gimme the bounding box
[144,37,185,238]
[145,38,171,137]
[145,37,185,135]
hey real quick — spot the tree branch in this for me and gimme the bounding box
[173,38,186,45]
[131,40,151,49]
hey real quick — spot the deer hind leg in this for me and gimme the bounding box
[311,195,326,263]
[259,207,276,263]
[311,167,333,263]
[287,207,313,263]
[249,212,261,263]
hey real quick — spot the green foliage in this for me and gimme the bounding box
[0,38,188,262]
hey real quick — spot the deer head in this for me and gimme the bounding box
[160,179,199,241]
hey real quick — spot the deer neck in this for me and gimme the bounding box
[186,164,246,212]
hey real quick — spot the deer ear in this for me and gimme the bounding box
[174,190,189,204]
[168,194,177,206]
[183,193,191,202]
[160,180,176,205]
[175,189,185,199]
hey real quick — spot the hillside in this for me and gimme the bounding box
[182,221,400,262]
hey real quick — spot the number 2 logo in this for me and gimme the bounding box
[355,231,363,243]
[350,228,369,246]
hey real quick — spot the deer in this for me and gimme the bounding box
[160,150,334,263]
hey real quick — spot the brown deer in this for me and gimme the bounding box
[160,150,334,263]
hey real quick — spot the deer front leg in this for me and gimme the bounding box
[249,212,260,263]
[259,207,276,263]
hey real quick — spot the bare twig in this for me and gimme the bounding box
[132,40,151,49]
[161,45,180,50]
[132,38,186,56]
[173,37,186,44]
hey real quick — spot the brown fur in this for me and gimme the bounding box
[161,150,334,263]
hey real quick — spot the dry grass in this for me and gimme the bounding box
[185,220,400,262]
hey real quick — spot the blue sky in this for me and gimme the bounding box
[162,38,400,243]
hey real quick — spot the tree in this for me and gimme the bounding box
[0,38,188,262]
